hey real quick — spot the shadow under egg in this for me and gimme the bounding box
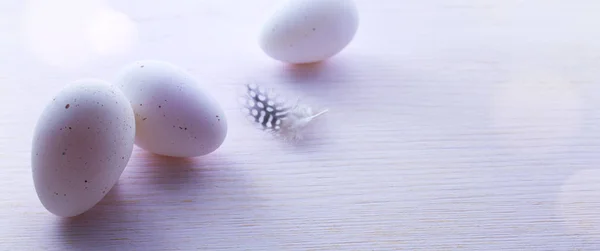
[271,54,401,108]
[55,183,162,250]
[141,152,209,192]
[52,149,261,250]
[278,58,335,84]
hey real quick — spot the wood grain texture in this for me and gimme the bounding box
[2,0,600,250]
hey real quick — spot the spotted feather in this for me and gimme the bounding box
[239,83,328,141]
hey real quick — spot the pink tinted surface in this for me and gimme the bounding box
[2,0,600,250]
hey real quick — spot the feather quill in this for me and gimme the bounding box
[239,83,327,141]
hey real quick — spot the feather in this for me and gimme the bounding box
[239,83,327,141]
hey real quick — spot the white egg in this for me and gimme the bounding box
[31,79,135,217]
[259,0,359,64]
[115,60,227,158]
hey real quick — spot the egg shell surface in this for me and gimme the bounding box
[31,79,135,217]
[115,60,227,158]
[259,0,359,64]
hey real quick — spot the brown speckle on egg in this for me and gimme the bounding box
[65,104,70,109]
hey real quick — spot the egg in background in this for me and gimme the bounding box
[259,0,359,64]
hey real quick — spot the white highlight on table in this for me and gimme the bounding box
[20,0,137,68]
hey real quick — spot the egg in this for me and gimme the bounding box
[115,60,227,158]
[259,0,359,64]
[31,79,135,217]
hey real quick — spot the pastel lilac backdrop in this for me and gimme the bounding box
[1,0,600,250]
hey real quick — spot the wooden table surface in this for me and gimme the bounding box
[2,0,600,250]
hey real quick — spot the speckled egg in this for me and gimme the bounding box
[31,79,135,217]
[115,60,227,158]
[259,0,359,64]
